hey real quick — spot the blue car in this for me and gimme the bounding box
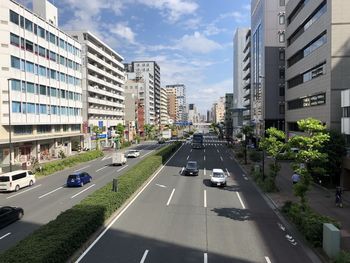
[66,172,92,187]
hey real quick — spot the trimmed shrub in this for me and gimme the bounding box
[249,150,262,162]
[0,143,181,263]
[34,150,104,177]
[282,202,340,247]
[335,251,350,263]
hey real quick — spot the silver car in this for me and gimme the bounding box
[210,169,227,187]
[125,150,140,158]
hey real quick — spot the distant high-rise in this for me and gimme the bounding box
[166,84,187,121]
[225,93,234,139]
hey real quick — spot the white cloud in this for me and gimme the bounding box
[110,24,136,44]
[176,32,222,53]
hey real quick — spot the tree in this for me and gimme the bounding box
[288,118,330,209]
[116,123,125,140]
[144,124,155,139]
[259,127,286,181]
[241,125,254,164]
[92,126,102,150]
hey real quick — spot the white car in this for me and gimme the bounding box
[210,169,227,187]
[125,150,140,158]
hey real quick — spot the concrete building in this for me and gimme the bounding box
[225,93,234,139]
[67,31,125,147]
[188,103,199,124]
[160,87,169,127]
[124,61,160,126]
[213,97,225,124]
[166,84,187,122]
[0,0,83,171]
[341,89,350,188]
[242,29,252,126]
[251,0,287,135]
[166,88,177,122]
[285,0,350,134]
[233,28,250,132]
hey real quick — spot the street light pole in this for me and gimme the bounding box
[7,79,13,172]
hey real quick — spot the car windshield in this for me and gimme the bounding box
[186,162,197,169]
[213,172,225,178]
[0,176,10,182]
[68,174,78,180]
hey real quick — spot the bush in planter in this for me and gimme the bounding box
[249,150,262,162]
[335,251,350,263]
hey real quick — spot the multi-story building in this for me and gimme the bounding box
[285,0,350,134]
[67,31,125,147]
[225,93,234,139]
[242,29,252,126]
[166,84,186,122]
[341,89,350,188]
[160,87,169,127]
[124,61,160,125]
[188,103,199,124]
[0,0,83,171]
[233,28,250,132]
[166,88,177,122]
[215,97,226,124]
[251,0,287,135]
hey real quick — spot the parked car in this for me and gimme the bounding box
[0,206,24,229]
[125,150,140,158]
[183,161,199,176]
[0,170,35,192]
[66,172,92,187]
[210,168,227,187]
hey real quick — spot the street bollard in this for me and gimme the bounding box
[112,178,118,192]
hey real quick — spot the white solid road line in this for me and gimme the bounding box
[236,192,246,209]
[74,144,184,263]
[204,253,208,263]
[265,256,272,263]
[187,155,190,160]
[6,184,42,199]
[225,168,230,176]
[220,156,223,161]
[74,165,90,172]
[217,149,219,153]
[96,166,107,172]
[190,149,193,152]
[71,184,96,199]
[204,156,206,161]
[166,188,176,206]
[38,186,64,199]
[155,184,167,188]
[140,250,149,263]
[117,165,129,172]
[204,149,206,153]
[0,232,11,240]
[204,190,207,208]
[204,168,206,175]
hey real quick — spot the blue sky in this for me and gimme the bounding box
[19,0,251,113]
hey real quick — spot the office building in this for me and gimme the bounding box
[242,29,252,126]
[0,0,82,171]
[166,88,177,122]
[225,93,234,139]
[251,0,287,135]
[188,103,199,124]
[166,84,187,122]
[67,31,125,147]
[285,0,350,133]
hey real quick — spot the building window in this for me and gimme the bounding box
[9,10,19,25]
[287,93,326,110]
[49,32,56,44]
[20,16,24,28]
[279,14,285,24]
[343,107,350,117]
[279,49,285,60]
[11,79,21,91]
[37,125,51,133]
[279,104,285,114]
[25,40,34,52]
[27,103,35,114]
[11,56,21,69]
[279,85,285,96]
[49,51,56,61]
[288,122,300,132]
[25,18,33,32]
[25,61,34,73]
[14,125,33,135]
[12,101,21,113]
[279,68,285,79]
[26,82,35,93]
[39,85,46,95]
[278,31,285,43]
[39,66,46,76]
[279,0,285,6]
[10,33,20,46]
[39,104,47,114]
[288,0,310,25]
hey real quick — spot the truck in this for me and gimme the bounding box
[111,152,127,166]
[192,133,204,149]
[161,129,172,140]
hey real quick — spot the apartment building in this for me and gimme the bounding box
[215,97,225,124]
[166,88,177,122]
[188,103,199,124]
[285,0,350,134]
[166,84,186,122]
[124,61,160,125]
[233,28,250,132]
[242,29,252,126]
[67,31,125,147]
[251,0,287,135]
[0,0,82,171]
[341,89,350,188]
[160,87,169,127]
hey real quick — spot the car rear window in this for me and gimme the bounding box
[0,176,10,182]
[187,163,197,169]
[68,174,77,180]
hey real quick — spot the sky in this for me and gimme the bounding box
[19,0,251,114]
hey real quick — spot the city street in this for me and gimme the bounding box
[77,133,320,263]
[0,141,162,252]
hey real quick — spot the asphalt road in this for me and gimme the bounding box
[76,133,321,263]
[0,141,163,252]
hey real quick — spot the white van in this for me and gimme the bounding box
[0,170,36,192]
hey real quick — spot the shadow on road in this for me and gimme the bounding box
[211,207,252,222]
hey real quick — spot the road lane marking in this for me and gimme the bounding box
[140,250,149,263]
[75,144,184,262]
[6,184,42,199]
[190,149,192,152]
[204,168,206,175]
[141,150,155,159]
[204,190,207,208]
[204,149,206,153]
[0,233,11,240]
[204,156,206,161]
[71,184,96,199]
[225,168,230,177]
[187,155,189,160]
[74,165,90,172]
[204,253,208,263]
[38,186,64,199]
[102,156,112,161]
[242,174,248,181]
[155,184,166,188]
[117,165,129,172]
[96,166,107,172]
[265,256,271,263]
[220,156,223,161]
[217,149,219,153]
[236,192,246,209]
[166,188,176,206]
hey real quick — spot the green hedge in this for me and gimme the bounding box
[282,201,340,247]
[335,251,350,263]
[1,142,181,263]
[34,150,104,177]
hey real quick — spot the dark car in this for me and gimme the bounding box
[184,161,199,176]
[66,172,92,187]
[0,206,24,229]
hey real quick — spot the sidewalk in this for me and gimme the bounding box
[265,161,350,252]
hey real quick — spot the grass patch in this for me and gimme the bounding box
[1,143,181,263]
